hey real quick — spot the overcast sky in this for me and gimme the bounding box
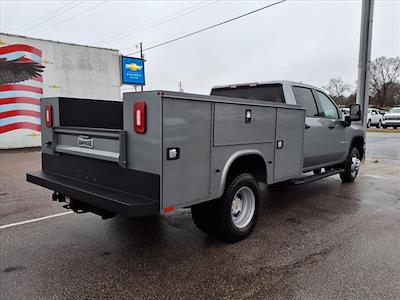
[1,0,399,94]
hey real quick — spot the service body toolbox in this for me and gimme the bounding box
[27,91,305,240]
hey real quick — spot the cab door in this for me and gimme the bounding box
[292,86,329,169]
[313,90,347,163]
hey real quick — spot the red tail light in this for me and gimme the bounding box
[133,101,146,134]
[45,105,53,127]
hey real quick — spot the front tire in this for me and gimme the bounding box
[340,147,361,183]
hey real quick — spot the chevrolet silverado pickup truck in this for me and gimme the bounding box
[27,81,365,242]
[382,107,400,129]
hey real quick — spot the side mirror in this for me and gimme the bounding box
[349,104,362,121]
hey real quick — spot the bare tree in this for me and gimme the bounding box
[323,78,351,106]
[369,56,400,107]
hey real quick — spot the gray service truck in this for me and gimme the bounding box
[27,81,365,242]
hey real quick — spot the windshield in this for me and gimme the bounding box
[388,107,400,114]
[211,84,285,103]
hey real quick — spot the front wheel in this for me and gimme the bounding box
[382,125,387,129]
[340,147,361,183]
[216,173,260,242]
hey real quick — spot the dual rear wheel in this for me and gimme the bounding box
[191,173,260,242]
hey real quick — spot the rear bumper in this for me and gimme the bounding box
[27,171,159,217]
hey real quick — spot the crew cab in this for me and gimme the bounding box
[27,81,365,242]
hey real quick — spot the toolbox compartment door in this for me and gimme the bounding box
[51,126,127,168]
[162,98,212,208]
[274,108,305,181]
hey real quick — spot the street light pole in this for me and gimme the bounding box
[356,0,374,128]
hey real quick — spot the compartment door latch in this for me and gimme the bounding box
[245,109,252,123]
[167,148,180,160]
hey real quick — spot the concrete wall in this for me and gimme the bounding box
[0,33,121,149]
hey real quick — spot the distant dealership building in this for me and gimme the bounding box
[0,33,121,149]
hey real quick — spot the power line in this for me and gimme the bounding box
[127,0,288,55]
[31,0,109,35]
[99,1,218,45]
[9,1,85,32]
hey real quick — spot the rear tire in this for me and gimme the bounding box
[340,147,361,183]
[382,125,387,129]
[394,126,398,129]
[376,120,382,128]
[215,173,260,242]
[367,119,371,128]
[191,200,218,234]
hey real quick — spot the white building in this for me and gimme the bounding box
[0,33,121,149]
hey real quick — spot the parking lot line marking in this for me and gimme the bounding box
[362,174,393,179]
[0,211,73,229]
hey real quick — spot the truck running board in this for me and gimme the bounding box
[290,169,344,185]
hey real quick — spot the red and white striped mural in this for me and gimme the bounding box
[0,44,43,134]
[1,33,121,149]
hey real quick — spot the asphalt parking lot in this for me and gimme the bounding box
[1,132,399,299]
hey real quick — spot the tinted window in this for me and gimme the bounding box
[314,90,339,119]
[292,86,318,117]
[211,84,284,103]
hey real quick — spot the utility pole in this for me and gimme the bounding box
[178,81,183,92]
[356,0,374,128]
[140,42,144,92]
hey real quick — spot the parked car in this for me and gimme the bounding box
[340,107,350,116]
[382,107,400,129]
[367,108,383,128]
[27,81,365,242]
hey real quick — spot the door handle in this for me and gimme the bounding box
[328,124,335,129]
[305,124,310,129]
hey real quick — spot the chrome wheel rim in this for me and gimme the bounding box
[350,154,361,176]
[231,186,255,229]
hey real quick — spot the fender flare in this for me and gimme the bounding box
[218,149,267,196]
[347,135,365,159]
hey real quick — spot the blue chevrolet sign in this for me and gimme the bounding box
[121,56,145,85]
